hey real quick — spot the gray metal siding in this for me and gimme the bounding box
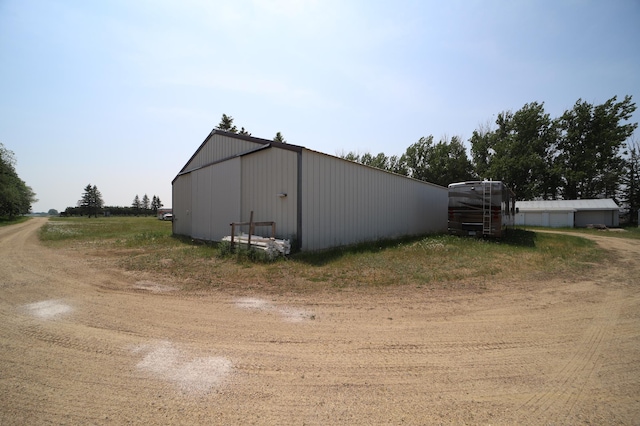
[190,158,241,241]
[301,150,447,251]
[575,210,616,227]
[183,133,263,172]
[240,148,299,241]
[172,173,192,236]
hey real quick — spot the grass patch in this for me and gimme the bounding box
[0,216,31,227]
[39,217,605,294]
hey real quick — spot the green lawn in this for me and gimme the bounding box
[39,217,606,293]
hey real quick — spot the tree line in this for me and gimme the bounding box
[216,114,287,143]
[0,143,37,217]
[52,95,640,225]
[63,184,164,217]
[340,96,638,221]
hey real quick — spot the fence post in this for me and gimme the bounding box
[247,211,254,249]
[230,223,236,251]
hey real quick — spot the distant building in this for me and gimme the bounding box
[172,129,448,251]
[515,199,620,228]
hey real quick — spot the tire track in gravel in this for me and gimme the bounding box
[2,219,639,424]
[514,231,638,423]
[515,289,622,423]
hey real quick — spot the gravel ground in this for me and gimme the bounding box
[1,218,639,424]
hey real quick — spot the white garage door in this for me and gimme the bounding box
[549,212,569,228]
[524,212,543,226]
[575,211,609,227]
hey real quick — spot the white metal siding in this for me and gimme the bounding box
[240,148,299,241]
[301,150,447,251]
[183,134,263,172]
[190,158,241,241]
[521,212,543,227]
[172,173,192,236]
[549,212,570,228]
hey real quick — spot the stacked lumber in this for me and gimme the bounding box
[222,233,291,257]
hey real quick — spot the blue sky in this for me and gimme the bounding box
[1,0,638,212]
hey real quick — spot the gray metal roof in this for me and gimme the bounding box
[515,199,619,212]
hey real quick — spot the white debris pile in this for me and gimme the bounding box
[222,233,291,257]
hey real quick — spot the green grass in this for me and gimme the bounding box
[38,217,605,294]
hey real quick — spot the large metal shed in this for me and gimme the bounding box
[172,129,448,251]
[515,199,620,228]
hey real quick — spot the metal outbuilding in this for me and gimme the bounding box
[515,199,620,228]
[172,129,448,251]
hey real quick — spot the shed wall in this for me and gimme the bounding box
[240,148,299,241]
[575,211,618,227]
[549,212,572,228]
[516,212,542,227]
[301,150,447,251]
[516,211,574,228]
[183,133,263,172]
[172,173,192,236]
[190,158,241,241]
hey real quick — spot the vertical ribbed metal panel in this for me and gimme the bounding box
[190,167,209,240]
[190,158,241,241]
[172,173,192,237]
[301,150,447,251]
[185,134,263,171]
[240,148,298,241]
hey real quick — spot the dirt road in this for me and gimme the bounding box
[1,218,639,424]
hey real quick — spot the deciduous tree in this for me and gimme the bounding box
[622,137,640,224]
[470,102,556,200]
[555,95,637,199]
[0,143,37,216]
[404,135,475,186]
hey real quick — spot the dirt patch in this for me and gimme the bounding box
[1,218,639,424]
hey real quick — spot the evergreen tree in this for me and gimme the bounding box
[151,195,163,213]
[216,114,238,133]
[78,184,103,217]
[132,195,141,216]
[273,132,287,143]
[151,195,157,212]
[142,194,150,212]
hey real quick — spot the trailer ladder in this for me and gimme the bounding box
[482,182,492,235]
